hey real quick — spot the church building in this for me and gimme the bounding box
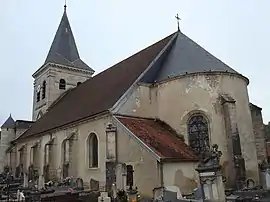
[0,5,267,198]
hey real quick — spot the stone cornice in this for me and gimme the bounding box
[32,62,94,78]
[14,111,110,143]
[153,71,249,86]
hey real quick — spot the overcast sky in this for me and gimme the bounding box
[0,0,269,125]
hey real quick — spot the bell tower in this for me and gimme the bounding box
[32,5,94,121]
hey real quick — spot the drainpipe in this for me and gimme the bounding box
[160,161,164,187]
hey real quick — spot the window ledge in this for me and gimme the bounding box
[87,167,99,171]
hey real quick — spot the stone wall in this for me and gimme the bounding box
[117,72,259,183]
[32,65,93,121]
[250,103,267,163]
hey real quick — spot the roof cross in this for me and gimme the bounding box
[64,0,67,10]
[175,14,181,31]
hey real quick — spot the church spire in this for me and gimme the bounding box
[42,5,94,72]
[44,5,87,69]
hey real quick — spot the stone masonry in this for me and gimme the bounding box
[250,103,267,163]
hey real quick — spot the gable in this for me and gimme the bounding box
[114,115,198,162]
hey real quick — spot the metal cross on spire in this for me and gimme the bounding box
[175,14,181,31]
[64,0,67,10]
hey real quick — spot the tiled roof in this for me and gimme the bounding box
[116,116,198,162]
[16,33,175,141]
[15,120,34,129]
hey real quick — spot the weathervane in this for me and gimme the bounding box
[175,14,181,31]
[64,0,67,10]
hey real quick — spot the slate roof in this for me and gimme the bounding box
[141,31,241,83]
[16,33,175,140]
[1,115,15,129]
[44,7,94,72]
[15,120,34,130]
[17,29,244,141]
[116,116,198,162]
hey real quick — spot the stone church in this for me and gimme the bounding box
[0,6,267,197]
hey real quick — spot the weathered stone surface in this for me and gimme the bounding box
[250,104,267,163]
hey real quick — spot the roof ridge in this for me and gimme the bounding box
[47,88,74,111]
[16,32,176,141]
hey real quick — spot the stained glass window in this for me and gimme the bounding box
[188,115,210,154]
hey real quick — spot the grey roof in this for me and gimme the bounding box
[1,115,15,129]
[145,31,239,82]
[15,120,34,129]
[44,7,94,72]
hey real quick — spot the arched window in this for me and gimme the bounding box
[77,82,82,86]
[42,81,46,99]
[59,79,66,90]
[88,133,98,168]
[188,114,210,154]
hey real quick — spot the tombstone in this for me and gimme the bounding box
[194,187,202,200]
[56,167,62,180]
[76,178,84,190]
[15,166,20,178]
[38,175,45,189]
[196,144,225,202]
[63,163,69,179]
[111,183,117,199]
[90,178,99,191]
[106,162,116,191]
[259,160,270,190]
[23,173,28,187]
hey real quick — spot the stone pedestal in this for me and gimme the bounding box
[196,166,225,202]
[196,144,225,202]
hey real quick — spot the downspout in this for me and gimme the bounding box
[160,161,164,187]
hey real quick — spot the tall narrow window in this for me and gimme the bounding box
[37,92,40,102]
[88,133,98,168]
[42,81,46,99]
[188,114,210,154]
[59,79,66,90]
[36,85,41,102]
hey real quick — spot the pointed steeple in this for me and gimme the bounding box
[1,114,15,129]
[44,6,94,72]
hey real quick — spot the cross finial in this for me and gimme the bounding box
[175,14,181,31]
[64,0,67,11]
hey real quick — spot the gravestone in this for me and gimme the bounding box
[90,178,99,191]
[76,178,84,190]
[259,160,270,190]
[196,144,225,202]
[194,187,202,200]
[23,173,28,187]
[106,162,116,191]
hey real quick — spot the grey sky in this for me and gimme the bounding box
[0,1,269,124]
